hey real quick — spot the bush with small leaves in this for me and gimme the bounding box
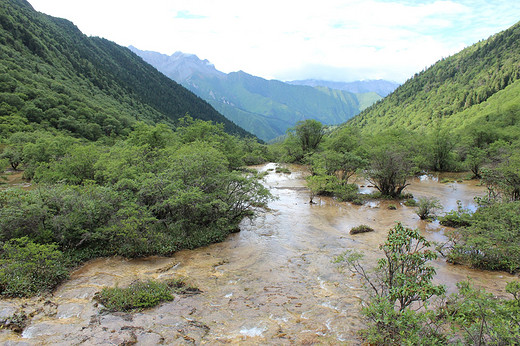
[0,237,70,297]
[416,197,442,220]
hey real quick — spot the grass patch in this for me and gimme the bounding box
[95,278,199,312]
[403,199,417,207]
[350,225,375,235]
[275,166,291,174]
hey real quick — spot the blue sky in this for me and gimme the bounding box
[29,0,520,83]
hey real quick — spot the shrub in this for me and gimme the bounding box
[95,278,199,312]
[275,166,291,174]
[95,280,174,312]
[445,280,520,345]
[416,197,442,220]
[0,237,69,297]
[387,204,397,210]
[447,201,520,273]
[404,198,418,207]
[349,225,374,234]
[439,201,472,227]
[335,223,446,343]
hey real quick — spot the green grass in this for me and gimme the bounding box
[95,278,199,312]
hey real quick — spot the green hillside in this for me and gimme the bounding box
[183,71,379,141]
[130,47,381,141]
[0,0,250,140]
[349,20,520,137]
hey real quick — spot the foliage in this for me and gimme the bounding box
[0,237,69,297]
[416,197,442,220]
[349,224,374,234]
[95,278,199,312]
[366,147,413,197]
[0,120,272,296]
[95,280,174,312]
[404,198,418,207]
[439,200,473,227]
[335,223,446,343]
[447,201,520,273]
[0,0,249,140]
[289,119,324,154]
[481,143,520,202]
[335,223,445,310]
[445,280,520,345]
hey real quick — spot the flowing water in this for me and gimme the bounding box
[0,163,517,345]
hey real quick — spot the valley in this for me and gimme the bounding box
[0,163,514,344]
[1,0,520,344]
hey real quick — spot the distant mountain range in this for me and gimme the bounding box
[130,47,398,140]
[287,79,399,97]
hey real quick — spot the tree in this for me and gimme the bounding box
[291,119,324,153]
[427,126,456,171]
[366,147,413,197]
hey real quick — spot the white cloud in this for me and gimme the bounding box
[29,0,520,82]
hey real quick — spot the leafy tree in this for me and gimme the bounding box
[290,119,324,153]
[464,147,487,179]
[366,147,413,197]
[0,146,22,170]
[426,126,456,171]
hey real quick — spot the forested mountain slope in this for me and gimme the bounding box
[130,47,381,141]
[0,0,249,140]
[349,20,520,137]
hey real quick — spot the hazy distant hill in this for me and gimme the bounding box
[287,79,399,97]
[0,0,249,140]
[130,47,382,141]
[348,21,520,137]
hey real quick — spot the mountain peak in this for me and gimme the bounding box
[129,46,224,82]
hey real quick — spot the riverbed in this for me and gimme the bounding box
[0,163,516,345]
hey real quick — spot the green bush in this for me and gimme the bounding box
[416,197,442,220]
[445,280,520,345]
[0,237,69,297]
[95,280,174,312]
[447,201,520,273]
[439,201,472,227]
[95,278,198,312]
[404,198,418,207]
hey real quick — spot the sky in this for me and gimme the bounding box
[28,0,520,83]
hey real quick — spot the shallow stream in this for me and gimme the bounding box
[0,163,516,345]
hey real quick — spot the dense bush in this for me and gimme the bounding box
[0,121,272,296]
[439,201,472,227]
[0,237,69,297]
[448,201,520,273]
[335,223,446,344]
